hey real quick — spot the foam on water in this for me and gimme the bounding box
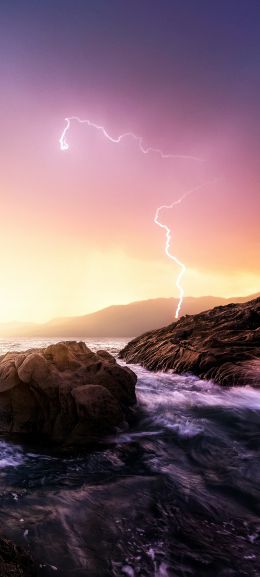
[0,337,259,576]
[135,366,260,412]
[0,441,25,468]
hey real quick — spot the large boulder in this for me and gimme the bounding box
[0,341,137,446]
[120,297,260,386]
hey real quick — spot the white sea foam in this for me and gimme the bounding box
[0,441,25,468]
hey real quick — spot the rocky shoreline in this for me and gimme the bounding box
[0,341,137,447]
[120,297,260,386]
[0,535,36,577]
[0,341,138,574]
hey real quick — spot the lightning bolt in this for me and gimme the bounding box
[59,116,204,162]
[59,116,210,318]
[154,182,219,318]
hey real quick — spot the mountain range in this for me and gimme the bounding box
[0,293,259,338]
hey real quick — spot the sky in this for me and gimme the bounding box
[0,0,259,323]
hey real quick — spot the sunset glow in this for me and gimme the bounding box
[0,2,259,323]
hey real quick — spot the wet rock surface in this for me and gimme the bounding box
[0,535,36,576]
[0,341,137,446]
[0,341,259,577]
[120,297,260,386]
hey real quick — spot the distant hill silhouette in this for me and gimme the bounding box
[0,293,259,338]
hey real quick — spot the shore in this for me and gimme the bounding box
[120,297,260,387]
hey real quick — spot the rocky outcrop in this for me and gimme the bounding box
[0,341,137,446]
[120,297,260,386]
[0,536,36,577]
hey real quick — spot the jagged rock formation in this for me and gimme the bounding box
[120,297,260,386]
[0,341,137,446]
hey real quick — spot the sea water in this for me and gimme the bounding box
[0,337,259,576]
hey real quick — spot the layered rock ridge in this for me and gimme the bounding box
[120,297,260,386]
[0,341,137,446]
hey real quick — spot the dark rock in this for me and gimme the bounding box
[0,341,137,446]
[72,384,123,422]
[0,535,36,577]
[120,297,260,386]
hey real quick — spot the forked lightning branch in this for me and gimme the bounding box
[59,116,209,318]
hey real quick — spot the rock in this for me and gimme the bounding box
[0,341,137,446]
[72,384,123,423]
[17,353,49,384]
[120,297,260,386]
[0,361,20,393]
[0,535,36,576]
[70,384,125,444]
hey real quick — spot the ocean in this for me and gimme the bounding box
[0,337,259,576]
